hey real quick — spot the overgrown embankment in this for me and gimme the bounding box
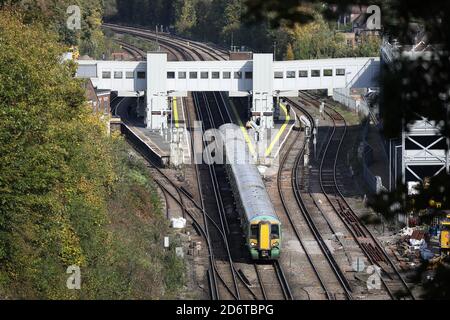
[0,10,184,300]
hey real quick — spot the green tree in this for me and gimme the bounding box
[357,34,381,57]
[285,43,295,60]
[175,0,197,35]
[222,0,242,40]
[0,10,184,299]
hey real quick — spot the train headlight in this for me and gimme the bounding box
[250,241,257,247]
[273,241,279,247]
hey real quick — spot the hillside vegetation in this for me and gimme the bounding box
[0,10,184,299]
[110,0,380,59]
[0,0,117,58]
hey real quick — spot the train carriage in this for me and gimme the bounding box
[219,124,281,260]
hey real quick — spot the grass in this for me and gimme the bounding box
[104,29,158,54]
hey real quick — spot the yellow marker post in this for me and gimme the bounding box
[173,97,179,129]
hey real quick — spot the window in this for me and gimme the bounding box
[286,71,296,79]
[223,72,231,79]
[137,71,146,79]
[102,71,111,79]
[114,71,123,79]
[336,68,346,76]
[212,72,220,79]
[245,72,253,79]
[271,225,279,239]
[274,71,284,79]
[250,225,259,239]
[126,71,134,79]
[299,70,308,78]
[200,71,209,79]
[178,71,187,79]
[189,72,198,79]
[324,69,333,77]
[77,65,97,78]
[234,71,242,79]
[167,71,175,79]
[311,70,320,77]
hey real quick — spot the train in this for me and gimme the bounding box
[219,124,282,260]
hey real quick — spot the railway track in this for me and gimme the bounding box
[195,92,294,301]
[275,99,353,300]
[114,40,146,60]
[298,91,415,300]
[110,25,234,299]
[254,261,293,300]
[146,30,293,300]
[110,24,295,300]
[192,91,242,300]
[103,23,227,61]
[113,39,246,299]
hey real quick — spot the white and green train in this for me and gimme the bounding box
[219,124,281,260]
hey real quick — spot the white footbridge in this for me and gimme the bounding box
[77,53,379,129]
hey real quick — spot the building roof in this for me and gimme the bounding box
[95,89,111,96]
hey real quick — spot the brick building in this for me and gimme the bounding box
[82,79,111,115]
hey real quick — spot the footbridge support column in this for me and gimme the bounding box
[252,53,274,129]
[145,52,169,130]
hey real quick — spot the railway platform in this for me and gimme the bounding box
[228,99,297,176]
[115,97,190,167]
[117,94,295,169]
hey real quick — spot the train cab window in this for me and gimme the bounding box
[234,71,242,79]
[271,225,280,239]
[311,70,321,77]
[167,71,175,79]
[189,72,198,79]
[223,72,231,79]
[336,68,346,76]
[212,72,220,79]
[299,70,308,78]
[114,71,123,79]
[102,71,111,79]
[286,71,296,78]
[274,71,284,79]
[324,69,333,77]
[250,225,259,239]
[137,71,146,79]
[178,71,187,79]
[245,72,253,79]
[201,71,209,79]
[126,71,134,79]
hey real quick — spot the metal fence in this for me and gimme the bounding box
[333,88,370,116]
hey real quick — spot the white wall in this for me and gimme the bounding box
[77,60,147,92]
[77,55,380,94]
[166,60,253,92]
[273,57,379,91]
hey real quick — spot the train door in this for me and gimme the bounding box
[259,222,271,250]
